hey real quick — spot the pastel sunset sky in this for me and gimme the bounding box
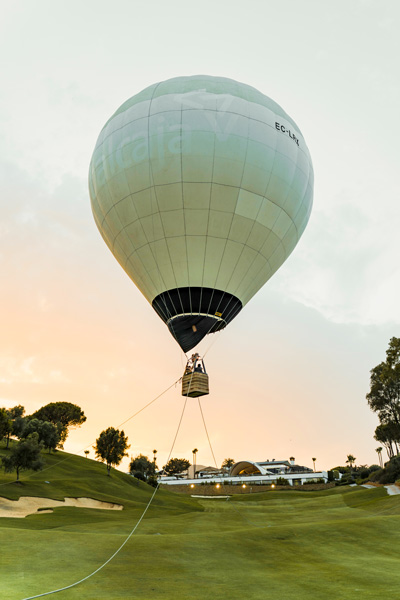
[1,0,399,473]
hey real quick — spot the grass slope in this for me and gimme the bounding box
[1,444,400,600]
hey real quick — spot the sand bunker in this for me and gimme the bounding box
[0,496,123,518]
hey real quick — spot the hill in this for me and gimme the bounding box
[1,443,400,600]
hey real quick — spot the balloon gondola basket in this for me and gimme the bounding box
[181,354,209,398]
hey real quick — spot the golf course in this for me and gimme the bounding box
[0,448,400,600]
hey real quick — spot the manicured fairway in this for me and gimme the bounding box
[1,448,399,600]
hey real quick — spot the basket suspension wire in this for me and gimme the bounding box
[197,397,218,468]
[0,377,181,490]
[20,395,190,600]
[197,396,262,528]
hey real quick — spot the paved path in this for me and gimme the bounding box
[385,485,400,495]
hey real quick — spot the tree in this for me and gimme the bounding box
[367,337,400,428]
[3,405,25,448]
[192,448,198,477]
[374,423,399,459]
[84,450,90,458]
[2,433,44,481]
[30,402,86,445]
[21,419,60,453]
[376,447,383,468]
[221,458,235,469]
[129,454,156,481]
[7,405,25,419]
[312,457,317,472]
[346,454,356,469]
[94,428,130,476]
[12,416,27,439]
[0,409,12,444]
[163,458,190,478]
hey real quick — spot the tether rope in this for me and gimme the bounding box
[197,398,217,469]
[19,395,189,600]
[197,396,263,528]
[0,377,181,488]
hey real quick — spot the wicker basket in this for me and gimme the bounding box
[181,372,209,397]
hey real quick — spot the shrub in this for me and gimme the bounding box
[276,477,289,486]
[358,468,370,480]
[330,466,350,474]
[147,475,158,488]
[356,465,382,484]
[132,471,146,481]
[368,465,381,474]
[368,468,383,482]
[336,473,355,486]
[367,457,400,484]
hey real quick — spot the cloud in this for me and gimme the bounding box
[0,356,41,385]
[271,163,400,326]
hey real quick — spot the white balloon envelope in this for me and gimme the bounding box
[89,75,313,352]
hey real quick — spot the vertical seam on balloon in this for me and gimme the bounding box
[215,109,283,306]
[201,101,217,314]
[229,136,295,296]
[180,104,191,315]
[143,84,182,331]
[95,102,165,307]
[236,245,277,306]
[205,185,238,315]
[288,161,314,245]
[106,198,160,304]
[280,143,305,244]
[211,100,251,317]
[144,84,187,348]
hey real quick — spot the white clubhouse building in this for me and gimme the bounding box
[160,458,328,487]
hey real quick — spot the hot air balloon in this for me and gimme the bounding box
[89,75,313,356]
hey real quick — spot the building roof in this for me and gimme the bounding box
[229,460,313,477]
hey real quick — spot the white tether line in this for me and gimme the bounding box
[0,378,180,490]
[20,395,189,600]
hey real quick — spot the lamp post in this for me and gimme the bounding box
[192,448,198,479]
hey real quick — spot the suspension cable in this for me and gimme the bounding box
[197,397,218,468]
[197,396,262,528]
[0,377,181,489]
[20,395,189,600]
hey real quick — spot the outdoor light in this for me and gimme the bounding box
[190,484,195,488]
[216,484,220,489]
[242,484,246,488]
[271,484,275,488]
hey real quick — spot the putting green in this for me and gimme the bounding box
[1,447,399,600]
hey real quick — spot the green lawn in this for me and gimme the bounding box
[1,444,399,600]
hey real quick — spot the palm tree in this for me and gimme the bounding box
[312,457,317,472]
[192,448,198,478]
[346,454,356,470]
[375,447,383,468]
[221,458,235,469]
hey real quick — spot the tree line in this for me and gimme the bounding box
[0,401,235,483]
[0,401,86,480]
[92,427,236,485]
